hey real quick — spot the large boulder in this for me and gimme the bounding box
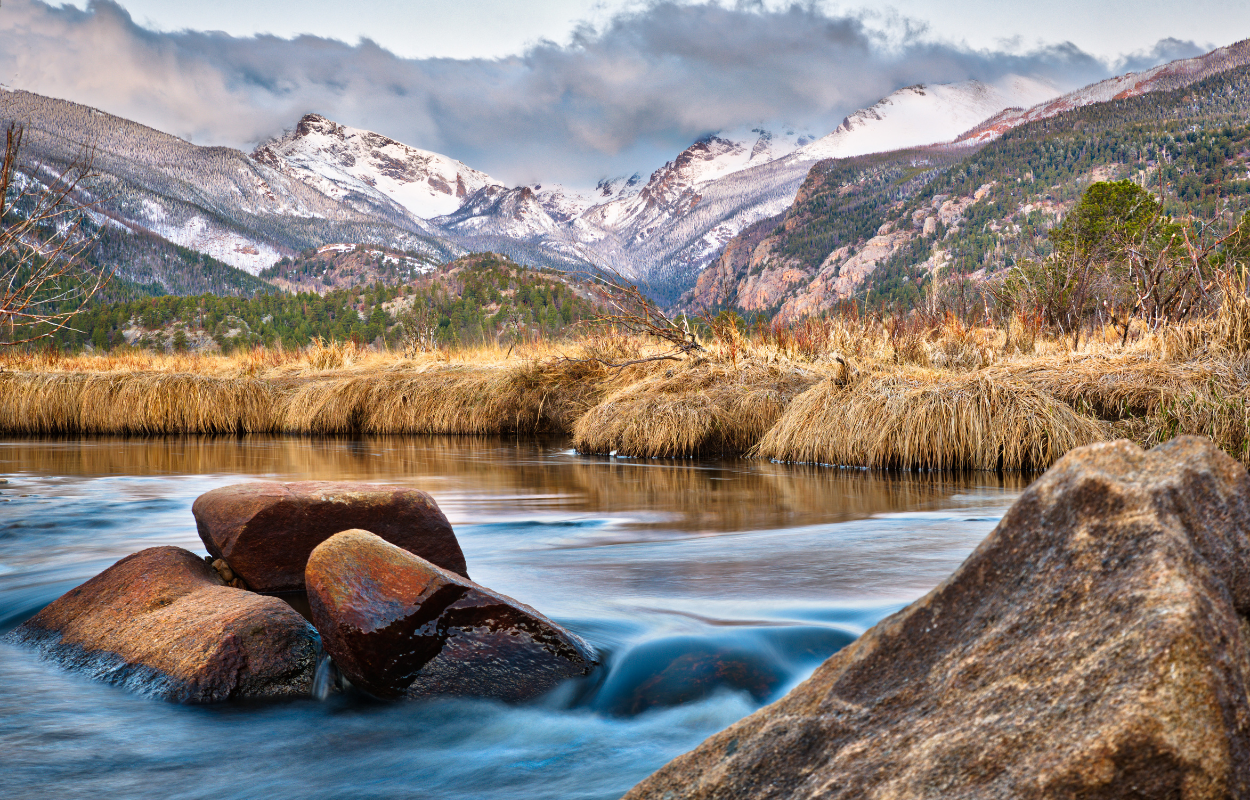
[4,546,318,702]
[625,437,1250,800]
[192,481,465,594]
[306,529,597,701]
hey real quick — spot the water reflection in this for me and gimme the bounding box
[0,435,1030,534]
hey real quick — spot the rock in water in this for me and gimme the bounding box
[625,437,1250,800]
[193,481,466,594]
[4,546,318,702]
[306,529,597,701]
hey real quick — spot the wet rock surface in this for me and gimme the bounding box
[626,436,1250,800]
[306,529,597,701]
[193,481,465,593]
[591,627,854,717]
[4,546,318,702]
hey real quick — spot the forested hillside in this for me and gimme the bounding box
[258,244,440,292]
[89,226,274,297]
[15,253,597,353]
[688,61,1250,319]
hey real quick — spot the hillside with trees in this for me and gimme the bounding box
[10,253,598,353]
[687,61,1250,319]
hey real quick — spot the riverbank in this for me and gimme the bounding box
[2,316,1248,469]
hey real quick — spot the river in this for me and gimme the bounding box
[0,436,1026,800]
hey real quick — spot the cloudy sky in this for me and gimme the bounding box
[0,0,1244,188]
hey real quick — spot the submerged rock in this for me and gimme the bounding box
[4,546,317,702]
[193,481,465,594]
[626,437,1250,800]
[591,626,855,717]
[306,529,597,701]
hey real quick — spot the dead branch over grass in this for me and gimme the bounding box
[755,370,1111,470]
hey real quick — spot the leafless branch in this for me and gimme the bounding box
[0,121,113,345]
[576,267,703,359]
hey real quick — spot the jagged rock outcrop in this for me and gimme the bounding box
[193,481,465,593]
[626,437,1250,800]
[4,546,318,702]
[306,529,597,702]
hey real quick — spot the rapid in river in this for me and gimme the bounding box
[0,436,1025,800]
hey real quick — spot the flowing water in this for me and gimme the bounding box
[0,436,1028,800]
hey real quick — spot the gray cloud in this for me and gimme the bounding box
[1114,37,1208,73]
[0,0,1176,186]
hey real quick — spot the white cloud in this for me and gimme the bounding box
[0,0,1170,186]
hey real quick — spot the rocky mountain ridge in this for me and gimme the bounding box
[1,68,1064,297]
[959,38,1250,144]
[253,114,496,221]
[8,40,1249,310]
[686,39,1250,319]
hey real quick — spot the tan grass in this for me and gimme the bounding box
[572,357,819,458]
[1008,352,1239,421]
[0,321,1244,468]
[360,369,542,435]
[0,372,277,434]
[754,369,1110,470]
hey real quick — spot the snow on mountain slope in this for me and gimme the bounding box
[959,38,1250,143]
[435,185,560,238]
[796,76,1059,160]
[254,114,497,220]
[579,127,814,237]
[0,91,462,274]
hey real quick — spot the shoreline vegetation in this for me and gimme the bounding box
[4,172,1250,470]
[3,290,1249,470]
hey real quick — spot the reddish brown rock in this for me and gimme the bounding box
[306,529,597,701]
[4,546,317,702]
[192,481,465,594]
[625,437,1250,800]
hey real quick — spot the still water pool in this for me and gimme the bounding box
[0,436,1026,800]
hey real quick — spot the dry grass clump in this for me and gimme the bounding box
[1135,355,1250,465]
[0,372,91,433]
[1215,272,1250,355]
[1010,353,1239,422]
[755,369,1110,471]
[360,368,548,435]
[572,357,818,458]
[80,374,277,434]
[302,338,362,371]
[0,372,277,434]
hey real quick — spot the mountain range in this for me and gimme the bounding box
[4,37,1250,310]
[687,39,1250,320]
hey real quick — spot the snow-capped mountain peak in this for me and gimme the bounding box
[434,185,560,238]
[794,76,1061,160]
[253,114,497,220]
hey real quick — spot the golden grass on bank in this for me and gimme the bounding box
[0,372,277,434]
[754,369,1111,471]
[3,316,1249,469]
[280,368,541,435]
[572,357,819,458]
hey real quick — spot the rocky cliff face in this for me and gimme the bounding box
[681,151,982,319]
